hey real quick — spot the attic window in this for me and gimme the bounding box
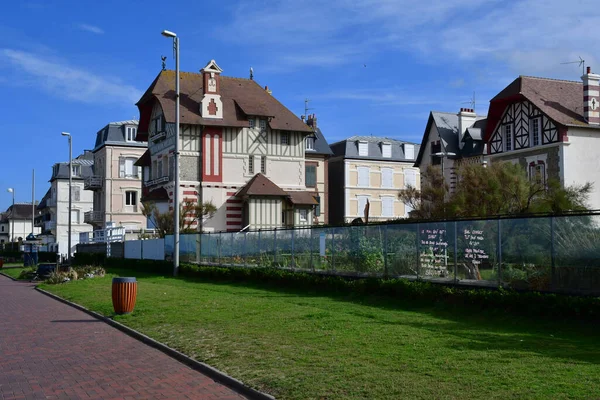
[249,118,255,129]
[358,141,368,156]
[72,165,81,177]
[259,119,267,132]
[404,144,415,159]
[306,136,315,151]
[381,143,392,158]
[126,126,137,142]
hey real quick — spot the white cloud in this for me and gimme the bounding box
[77,23,104,35]
[223,0,600,78]
[0,49,141,106]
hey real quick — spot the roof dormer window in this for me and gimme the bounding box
[72,164,81,177]
[381,142,392,158]
[404,144,414,159]
[358,140,368,156]
[126,126,137,142]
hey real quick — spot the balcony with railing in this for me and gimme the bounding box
[84,176,103,190]
[150,131,167,142]
[84,210,105,224]
[79,226,125,244]
[144,175,170,187]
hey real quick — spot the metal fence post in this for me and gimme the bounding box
[291,227,295,268]
[218,231,222,266]
[550,216,556,290]
[274,228,278,266]
[331,228,335,271]
[243,231,247,268]
[258,229,262,266]
[310,228,314,272]
[453,221,458,285]
[416,223,421,280]
[230,232,234,266]
[497,218,502,287]
[383,225,388,278]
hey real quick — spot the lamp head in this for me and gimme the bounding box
[7,188,13,193]
[61,132,70,137]
[161,30,177,38]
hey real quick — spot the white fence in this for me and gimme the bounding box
[124,239,165,260]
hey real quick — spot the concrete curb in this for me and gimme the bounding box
[0,271,18,281]
[35,286,276,400]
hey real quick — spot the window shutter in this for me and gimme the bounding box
[119,157,125,178]
[358,167,370,187]
[382,168,393,188]
[404,169,416,188]
[137,166,142,178]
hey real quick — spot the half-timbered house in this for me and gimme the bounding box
[135,60,316,232]
[485,67,600,208]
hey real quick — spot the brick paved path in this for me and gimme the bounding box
[0,275,247,400]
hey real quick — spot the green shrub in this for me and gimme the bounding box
[178,263,600,321]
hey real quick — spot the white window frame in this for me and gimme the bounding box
[357,166,370,187]
[381,197,394,217]
[503,124,513,152]
[381,143,392,158]
[126,126,137,142]
[358,141,368,156]
[281,132,289,145]
[404,169,417,188]
[72,164,81,177]
[299,209,308,222]
[530,117,541,147]
[120,157,141,179]
[71,209,80,224]
[259,119,267,132]
[306,136,315,151]
[381,168,393,188]
[125,190,138,212]
[248,156,254,174]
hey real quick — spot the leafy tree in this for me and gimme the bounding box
[141,200,217,238]
[399,162,592,219]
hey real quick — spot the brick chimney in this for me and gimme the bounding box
[457,108,476,149]
[306,113,317,130]
[264,85,272,95]
[582,66,600,125]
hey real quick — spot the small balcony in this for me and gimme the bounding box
[84,210,105,224]
[144,176,169,187]
[84,176,103,190]
[150,131,166,142]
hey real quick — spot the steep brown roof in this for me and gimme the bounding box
[137,70,312,134]
[134,149,151,167]
[485,75,599,141]
[287,191,318,205]
[5,204,37,220]
[236,174,288,198]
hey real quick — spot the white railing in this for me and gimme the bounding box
[150,131,166,142]
[79,227,126,244]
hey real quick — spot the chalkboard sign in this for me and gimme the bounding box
[463,228,489,265]
[420,227,449,277]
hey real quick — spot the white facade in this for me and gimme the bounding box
[0,217,40,243]
[48,179,94,255]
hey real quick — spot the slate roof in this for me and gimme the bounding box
[329,136,419,162]
[414,112,487,166]
[50,151,95,182]
[236,174,288,198]
[36,189,51,210]
[4,204,38,220]
[93,120,146,151]
[305,127,333,156]
[485,75,600,140]
[287,191,318,205]
[136,68,313,140]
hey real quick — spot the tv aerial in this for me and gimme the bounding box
[561,56,585,75]
[461,91,476,112]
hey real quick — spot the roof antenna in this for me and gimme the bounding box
[161,55,167,71]
[561,56,585,76]
[250,67,254,80]
[304,98,313,117]
[461,91,476,112]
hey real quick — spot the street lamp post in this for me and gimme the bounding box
[7,188,14,243]
[61,132,72,265]
[162,29,180,277]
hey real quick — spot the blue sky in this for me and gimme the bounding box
[1,0,598,210]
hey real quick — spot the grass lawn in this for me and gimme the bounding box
[40,268,600,400]
[1,267,27,279]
